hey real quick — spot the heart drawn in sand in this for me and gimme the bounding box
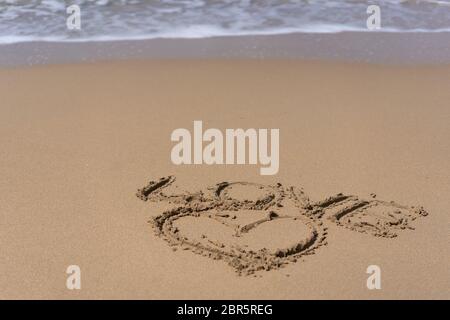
[137,176,428,275]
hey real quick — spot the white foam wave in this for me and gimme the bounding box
[0,0,449,45]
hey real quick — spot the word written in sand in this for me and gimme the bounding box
[171,121,279,175]
[137,176,429,276]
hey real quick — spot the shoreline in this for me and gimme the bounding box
[2,31,450,67]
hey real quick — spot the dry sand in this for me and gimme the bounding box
[0,59,449,299]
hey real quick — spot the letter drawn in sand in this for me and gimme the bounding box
[136,176,428,276]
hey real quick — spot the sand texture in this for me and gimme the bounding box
[0,60,449,299]
[137,176,428,276]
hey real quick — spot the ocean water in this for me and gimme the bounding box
[0,0,449,44]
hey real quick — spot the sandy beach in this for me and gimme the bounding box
[0,57,449,299]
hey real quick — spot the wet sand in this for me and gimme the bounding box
[2,32,450,67]
[0,59,449,299]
